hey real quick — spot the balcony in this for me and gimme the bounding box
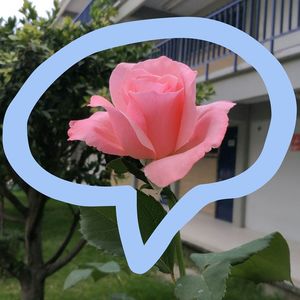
[151,0,300,80]
[74,0,300,81]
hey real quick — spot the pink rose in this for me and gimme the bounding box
[68,56,235,187]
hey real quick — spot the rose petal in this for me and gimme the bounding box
[144,101,236,187]
[136,57,199,150]
[129,73,180,94]
[88,95,113,108]
[109,57,198,152]
[180,101,236,151]
[133,56,190,80]
[128,89,184,159]
[175,68,198,150]
[144,140,209,188]
[109,62,134,111]
[88,96,156,159]
[68,112,125,156]
[196,100,235,119]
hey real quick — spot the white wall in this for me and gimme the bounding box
[245,101,300,242]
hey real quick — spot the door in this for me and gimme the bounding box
[215,127,238,222]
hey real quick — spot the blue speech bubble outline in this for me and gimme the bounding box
[3,17,297,273]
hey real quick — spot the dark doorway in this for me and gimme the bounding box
[215,127,238,222]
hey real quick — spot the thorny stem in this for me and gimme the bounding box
[146,182,186,281]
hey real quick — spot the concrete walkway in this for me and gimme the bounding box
[181,213,300,287]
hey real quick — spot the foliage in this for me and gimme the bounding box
[0,229,23,278]
[0,199,175,300]
[80,157,291,299]
[175,232,291,300]
[196,82,215,105]
[64,261,121,290]
[80,206,123,255]
[80,190,176,275]
[223,278,283,300]
[0,196,285,300]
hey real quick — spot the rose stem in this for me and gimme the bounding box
[167,189,186,279]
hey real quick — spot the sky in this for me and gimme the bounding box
[1,1,55,20]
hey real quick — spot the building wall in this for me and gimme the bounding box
[245,100,300,242]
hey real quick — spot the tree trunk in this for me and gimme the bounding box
[3,187,85,299]
[20,271,45,300]
[20,187,46,300]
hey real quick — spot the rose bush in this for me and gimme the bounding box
[68,56,235,187]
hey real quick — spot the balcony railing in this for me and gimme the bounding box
[151,0,300,79]
[74,0,300,80]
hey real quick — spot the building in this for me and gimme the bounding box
[58,0,300,289]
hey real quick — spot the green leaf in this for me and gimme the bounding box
[77,261,121,281]
[80,207,123,255]
[85,261,121,274]
[80,191,175,274]
[63,268,93,290]
[231,232,292,283]
[202,262,232,300]
[107,158,128,175]
[106,157,150,184]
[191,232,291,284]
[175,262,231,300]
[175,275,210,300]
[137,191,175,274]
[8,34,19,41]
[121,158,149,183]
[191,234,272,272]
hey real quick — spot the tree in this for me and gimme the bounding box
[0,1,151,299]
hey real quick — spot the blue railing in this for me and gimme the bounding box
[74,0,300,80]
[151,0,300,79]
